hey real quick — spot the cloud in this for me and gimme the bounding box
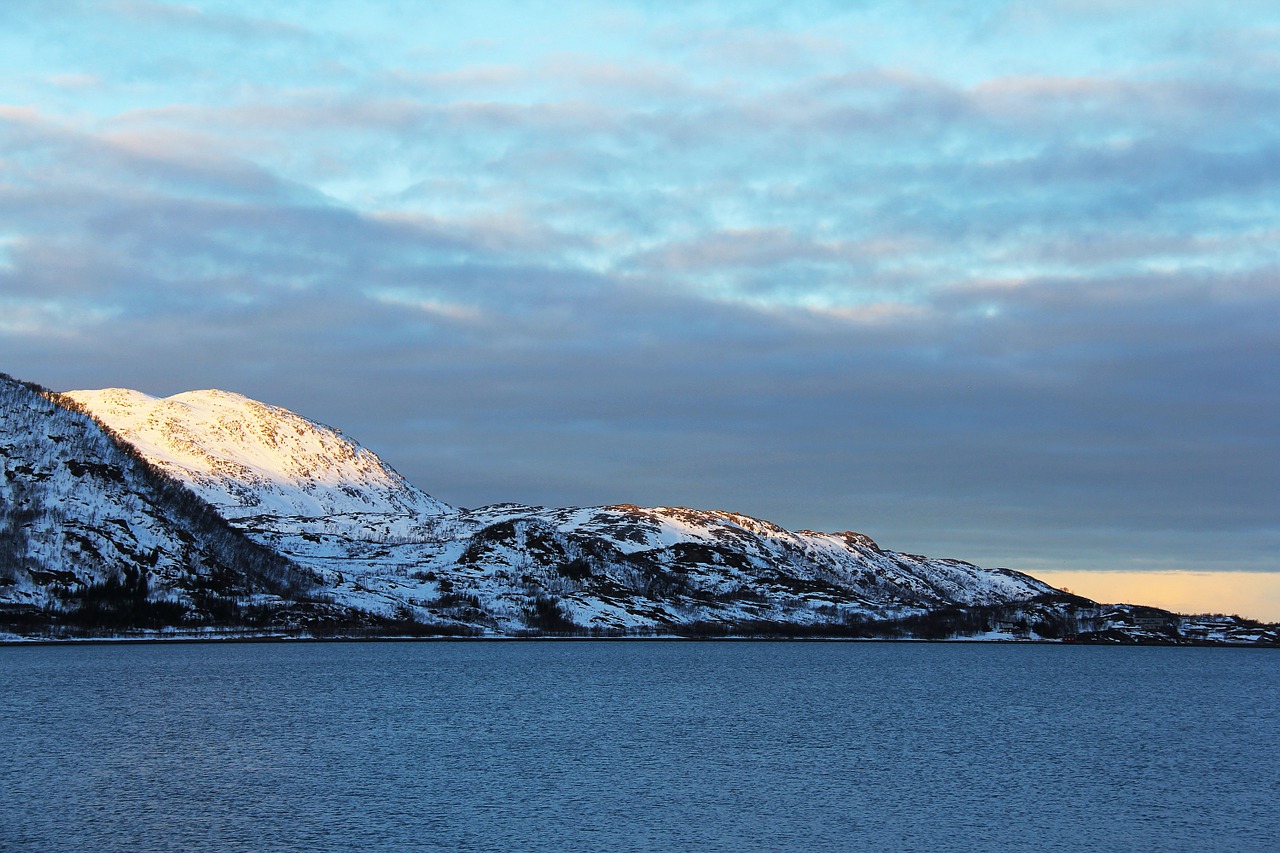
[661,24,848,75]
[0,297,120,338]
[106,0,309,40]
[0,109,305,209]
[378,64,527,94]
[1,0,1278,591]
[48,73,103,89]
[626,227,843,272]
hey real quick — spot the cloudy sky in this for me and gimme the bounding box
[2,1,1278,617]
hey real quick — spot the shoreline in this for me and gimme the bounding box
[3,632,1274,648]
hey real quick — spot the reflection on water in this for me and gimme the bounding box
[1,641,1277,852]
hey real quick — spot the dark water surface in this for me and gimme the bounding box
[1,641,1276,852]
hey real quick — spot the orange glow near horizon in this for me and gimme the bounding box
[1031,571,1280,623]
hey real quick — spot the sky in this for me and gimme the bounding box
[2,1,1278,618]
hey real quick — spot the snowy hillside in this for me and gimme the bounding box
[10,374,1271,643]
[64,388,455,541]
[0,375,314,624]
[377,502,1059,632]
[62,384,1061,634]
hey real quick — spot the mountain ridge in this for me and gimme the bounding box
[4,373,1276,644]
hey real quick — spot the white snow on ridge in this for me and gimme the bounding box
[65,387,455,525]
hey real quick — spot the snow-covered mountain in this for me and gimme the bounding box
[6,374,1273,643]
[62,381,1059,634]
[0,374,315,624]
[64,387,455,541]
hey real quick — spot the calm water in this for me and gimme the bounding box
[1,641,1276,852]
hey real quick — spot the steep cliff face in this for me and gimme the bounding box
[0,375,314,625]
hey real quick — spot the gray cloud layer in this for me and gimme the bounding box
[2,2,1278,574]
